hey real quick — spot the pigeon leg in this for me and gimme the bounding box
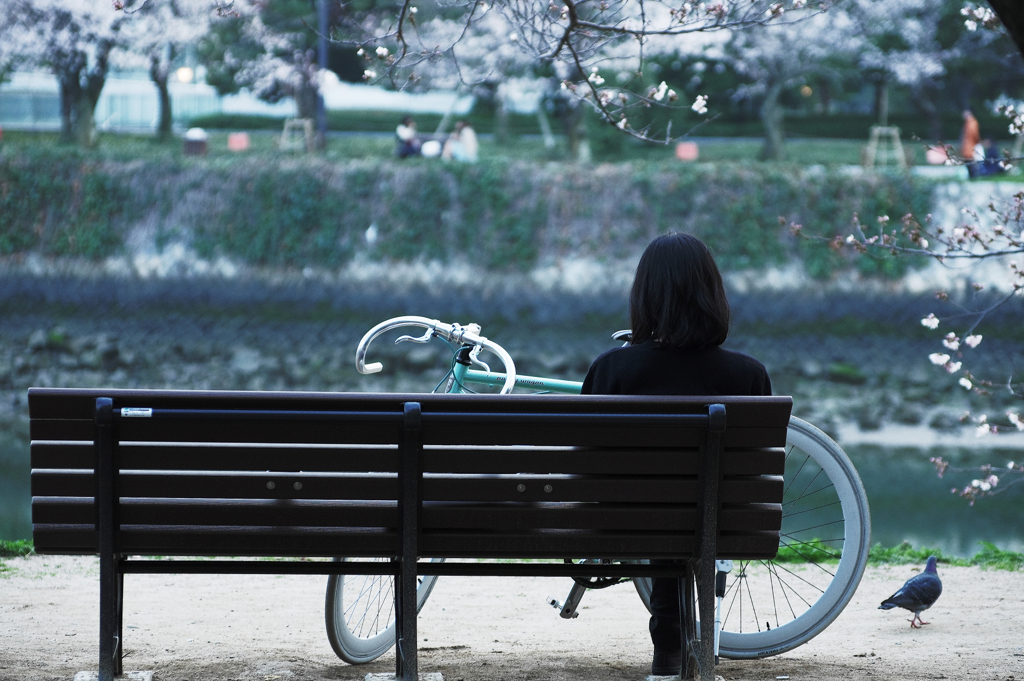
[909,614,930,628]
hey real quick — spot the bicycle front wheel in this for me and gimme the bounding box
[325,557,442,664]
[632,416,871,658]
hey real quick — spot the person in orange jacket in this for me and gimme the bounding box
[961,109,981,176]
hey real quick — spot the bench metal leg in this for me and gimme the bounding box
[96,397,123,681]
[696,558,716,679]
[396,402,423,681]
[685,404,725,680]
[99,555,123,680]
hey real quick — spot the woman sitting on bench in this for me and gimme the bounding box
[581,232,773,677]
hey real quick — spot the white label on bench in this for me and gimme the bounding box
[121,408,153,418]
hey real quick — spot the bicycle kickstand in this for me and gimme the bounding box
[547,580,588,619]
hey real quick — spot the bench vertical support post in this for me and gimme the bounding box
[396,401,423,681]
[96,397,122,681]
[687,403,726,680]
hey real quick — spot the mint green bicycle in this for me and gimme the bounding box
[325,316,871,663]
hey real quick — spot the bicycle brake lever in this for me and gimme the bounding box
[395,330,434,345]
[468,345,491,373]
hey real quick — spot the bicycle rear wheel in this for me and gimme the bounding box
[632,416,870,658]
[325,557,442,664]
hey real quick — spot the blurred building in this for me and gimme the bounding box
[0,69,474,133]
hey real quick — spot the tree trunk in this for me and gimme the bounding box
[74,98,95,148]
[759,81,785,161]
[818,78,832,114]
[58,75,77,143]
[911,85,942,141]
[150,51,174,142]
[54,39,112,149]
[294,81,319,120]
[874,77,889,127]
[565,109,589,162]
[495,98,509,145]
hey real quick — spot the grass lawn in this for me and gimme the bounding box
[0,127,1006,174]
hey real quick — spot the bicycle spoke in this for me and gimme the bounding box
[784,467,828,517]
[764,557,830,597]
[782,448,810,498]
[783,499,842,520]
[767,559,799,625]
[778,536,844,563]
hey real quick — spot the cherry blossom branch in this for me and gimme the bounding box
[930,458,1024,505]
[796,170,1024,504]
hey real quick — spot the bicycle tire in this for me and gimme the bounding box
[325,557,443,664]
[631,416,870,658]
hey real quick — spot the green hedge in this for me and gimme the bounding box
[188,109,1015,144]
[0,150,126,258]
[0,149,933,277]
[189,109,545,136]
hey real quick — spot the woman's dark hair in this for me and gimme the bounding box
[629,232,730,349]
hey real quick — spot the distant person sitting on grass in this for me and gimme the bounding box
[442,120,478,163]
[396,116,421,158]
[976,138,1006,177]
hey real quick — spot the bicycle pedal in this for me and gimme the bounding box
[547,596,580,619]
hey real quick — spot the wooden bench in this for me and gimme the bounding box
[29,388,792,681]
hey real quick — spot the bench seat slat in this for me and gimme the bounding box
[32,498,781,532]
[32,471,783,504]
[31,524,779,560]
[31,442,785,476]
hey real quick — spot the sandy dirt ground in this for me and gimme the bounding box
[1,556,1022,681]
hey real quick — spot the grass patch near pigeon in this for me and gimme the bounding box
[0,539,33,558]
[868,541,1024,570]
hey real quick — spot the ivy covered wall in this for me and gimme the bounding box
[0,150,933,280]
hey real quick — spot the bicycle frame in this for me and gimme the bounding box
[449,363,583,394]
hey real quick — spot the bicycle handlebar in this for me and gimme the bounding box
[355,316,518,394]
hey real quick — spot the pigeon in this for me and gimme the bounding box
[879,556,942,628]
